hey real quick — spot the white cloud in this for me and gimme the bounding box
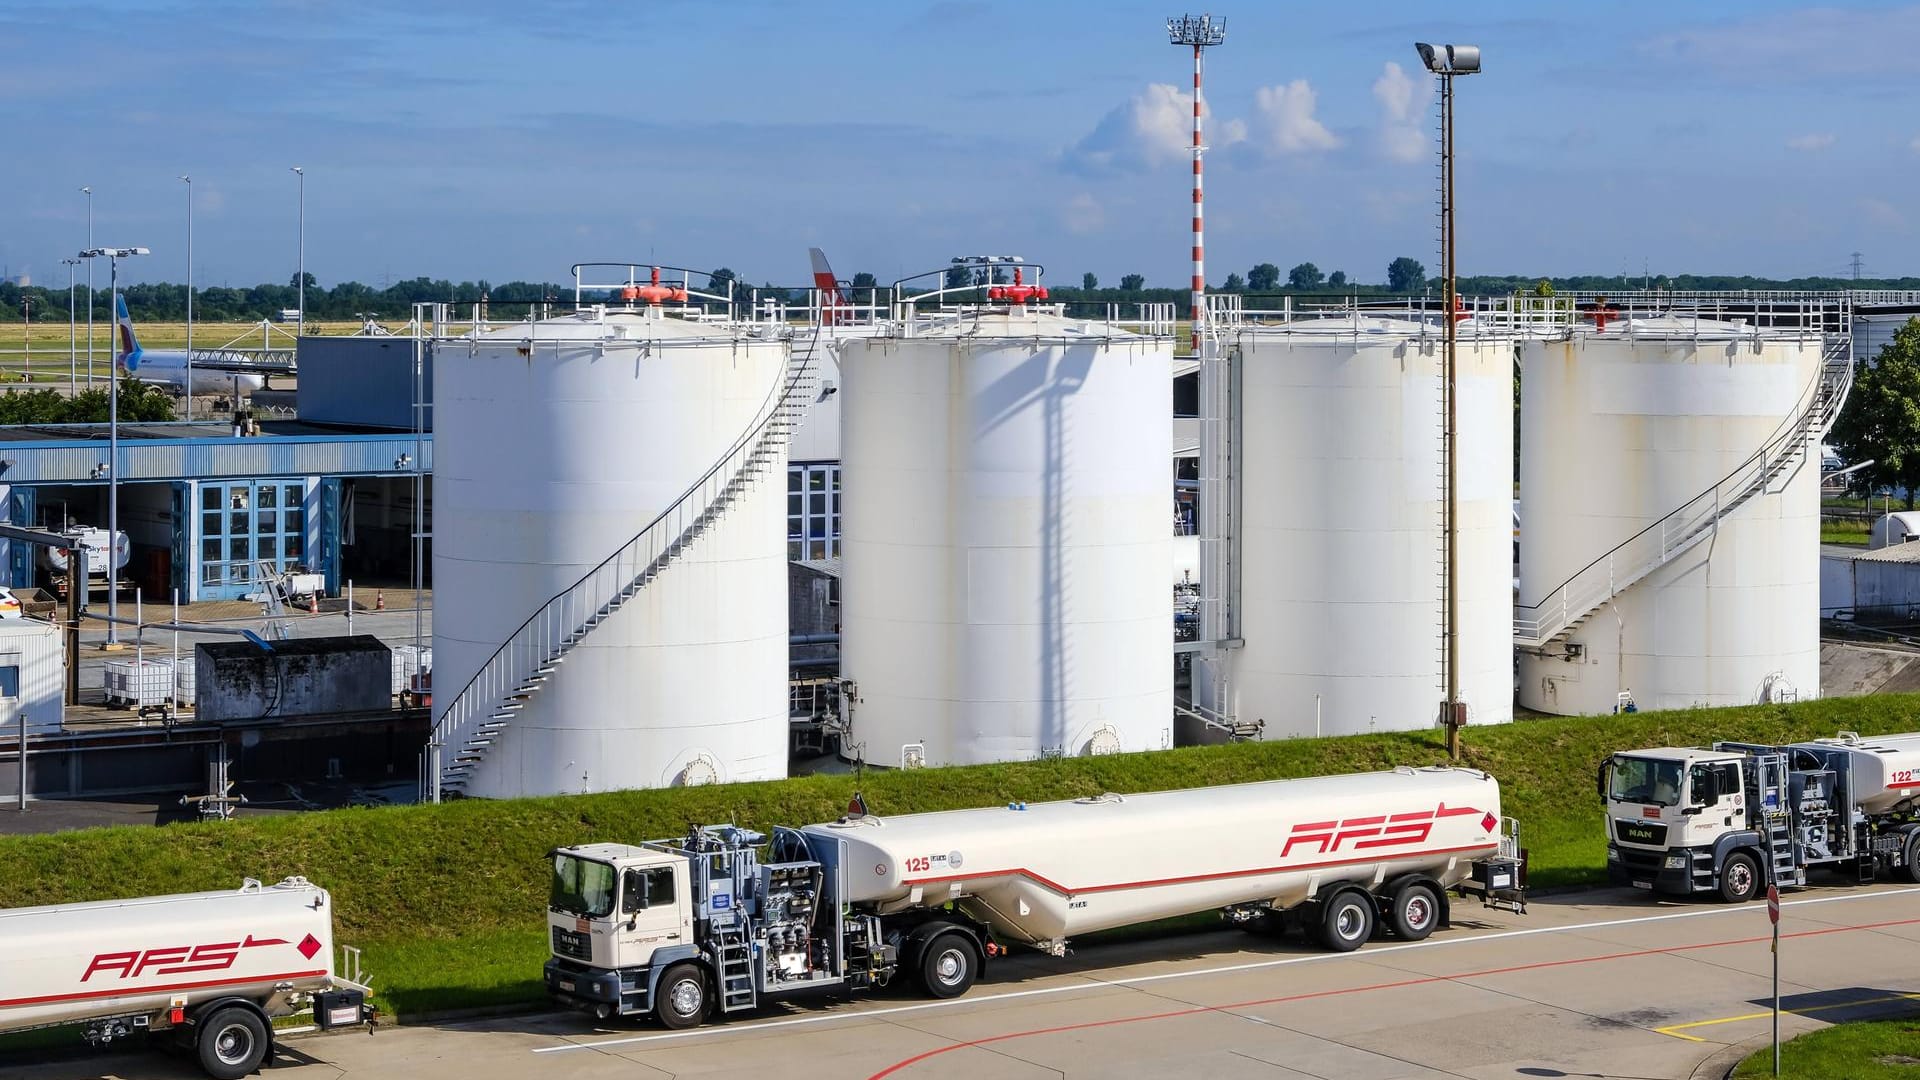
[1372,62,1432,163]
[1249,80,1339,154]
[1786,133,1836,152]
[1063,192,1105,235]
[1860,197,1908,231]
[1642,7,1920,81]
[1065,83,1206,173]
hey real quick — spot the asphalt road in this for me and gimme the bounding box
[11,882,1920,1080]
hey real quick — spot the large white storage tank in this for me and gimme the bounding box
[837,306,1172,766]
[1212,316,1515,737]
[434,304,791,797]
[1517,317,1823,714]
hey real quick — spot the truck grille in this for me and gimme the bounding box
[551,926,592,962]
[1614,819,1668,846]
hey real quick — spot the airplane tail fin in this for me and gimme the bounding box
[114,296,144,372]
[808,247,852,324]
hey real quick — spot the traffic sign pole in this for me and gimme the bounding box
[1769,882,1781,1076]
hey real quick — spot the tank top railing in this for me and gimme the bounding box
[425,330,822,800]
[1513,333,1853,647]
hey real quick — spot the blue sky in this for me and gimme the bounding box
[5,0,1917,290]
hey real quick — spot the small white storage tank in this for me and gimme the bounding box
[837,305,1172,766]
[1210,316,1515,737]
[433,301,791,797]
[1517,317,1824,714]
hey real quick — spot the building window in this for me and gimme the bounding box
[197,480,309,599]
[787,463,840,561]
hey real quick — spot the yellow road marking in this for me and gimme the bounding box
[1654,992,1920,1042]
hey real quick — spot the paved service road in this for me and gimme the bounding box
[12,884,1920,1080]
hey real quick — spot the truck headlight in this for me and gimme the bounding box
[1607,847,1620,862]
[1663,855,1688,870]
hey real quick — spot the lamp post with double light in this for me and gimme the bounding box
[78,245,147,647]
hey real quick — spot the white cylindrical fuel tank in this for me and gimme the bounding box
[1518,319,1822,714]
[803,766,1504,944]
[0,877,338,1032]
[1796,732,1920,815]
[434,306,791,796]
[1211,317,1515,737]
[836,306,1173,766]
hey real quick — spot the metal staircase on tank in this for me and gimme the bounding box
[1513,331,1854,649]
[426,330,823,800]
[712,923,757,1012]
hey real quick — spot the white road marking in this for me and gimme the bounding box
[532,885,1920,1054]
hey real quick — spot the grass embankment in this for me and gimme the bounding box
[1,694,1917,1018]
[1822,519,1870,546]
[1733,1016,1920,1078]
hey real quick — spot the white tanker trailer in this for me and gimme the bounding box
[0,876,373,1079]
[544,766,1526,1029]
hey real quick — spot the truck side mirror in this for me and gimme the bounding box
[1596,761,1609,801]
[621,869,647,913]
[1696,769,1721,807]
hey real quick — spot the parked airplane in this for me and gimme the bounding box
[116,297,285,395]
[809,247,855,325]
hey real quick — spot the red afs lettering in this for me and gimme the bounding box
[904,856,931,874]
[81,940,245,981]
[81,951,141,982]
[1282,804,1483,857]
[131,946,193,977]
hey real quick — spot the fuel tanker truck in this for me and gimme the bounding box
[544,766,1526,1028]
[0,876,374,1079]
[1601,730,1920,901]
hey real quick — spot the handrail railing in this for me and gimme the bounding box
[427,327,821,799]
[1513,333,1852,646]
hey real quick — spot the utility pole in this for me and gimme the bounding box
[1168,13,1225,358]
[1416,42,1481,760]
[20,295,29,384]
[1850,251,1864,282]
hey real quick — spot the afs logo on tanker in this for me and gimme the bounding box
[1282,803,1495,858]
[81,933,323,982]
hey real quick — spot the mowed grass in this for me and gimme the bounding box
[1,693,1917,1017]
[1733,1016,1920,1078]
[1823,518,1871,546]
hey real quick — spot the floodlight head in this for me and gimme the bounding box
[1168,13,1226,46]
[1416,42,1481,75]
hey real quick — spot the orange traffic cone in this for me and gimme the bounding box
[309,592,319,615]
[375,589,385,611]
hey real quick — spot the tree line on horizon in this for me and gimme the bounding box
[2,261,1918,325]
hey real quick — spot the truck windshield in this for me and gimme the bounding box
[1609,757,1684,807]
[550,854,617,918]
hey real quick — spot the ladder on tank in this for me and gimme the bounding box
[712,923,757,1013]
[425,331,823,800]
[1512,332,1854,649]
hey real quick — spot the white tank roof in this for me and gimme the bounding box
[472,308,764,343]
[907,307,1138,340]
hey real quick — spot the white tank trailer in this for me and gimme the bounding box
[1205,317,1515,738]
[0,877,372,1079]
[543,766,1526,1028]
[433,298,792,797]
[1518,317,1823,714]
[836,305,1173,766]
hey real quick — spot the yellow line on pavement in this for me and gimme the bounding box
[1654,992,1920,1042]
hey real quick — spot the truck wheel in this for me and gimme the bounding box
[1319,892,1374,952]
[919,934,979,998]
[196,1006,269,1080]
[1903,832,1920,885]
[1388,883,1441,941]
[655,963,709,1030]
[1719,853,1761,903]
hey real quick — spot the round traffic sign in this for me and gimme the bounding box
[1766,883,1780,924]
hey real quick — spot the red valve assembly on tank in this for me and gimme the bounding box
[620,266,689,305]
[987,267,1048,306]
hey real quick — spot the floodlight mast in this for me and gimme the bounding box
[78,245,149,647]
[1168,13,1224,357]
[1415,42,1480,760]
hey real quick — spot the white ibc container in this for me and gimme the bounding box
[837,307,1173,766]
[104,658,174,708]
[1518,319,1822,714]
[433,305,791,796]
[1210,317,1514,737]
[391,644,431,695]
[174,658,196,705]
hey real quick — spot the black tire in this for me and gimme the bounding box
[918,933,979,999]
[1319,892,1375,952]
[1388,883,1441,941]
[654,963,708,1030]
[196,1006,269,1080]
[1720,852,1761,904]
[1903,832,1920,885]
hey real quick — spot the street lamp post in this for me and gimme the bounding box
[180,175,193,421]
[78,246,147,648]
[80,187,92,386]
[1415,41,1481,760]
[61,258,79,390]
[290,166,305,334]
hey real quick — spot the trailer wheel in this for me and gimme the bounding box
[919,934,979,998]
[1388,883,1441,941]
[655,963,709,1030]
[1319,891,1374,952]
[1719,852,1761,903]
[1902,832,1920,885]
[196,1006,269,1080]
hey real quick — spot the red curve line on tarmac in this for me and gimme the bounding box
[865,914,1920,1079]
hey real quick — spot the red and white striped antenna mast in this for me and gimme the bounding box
[1168,12,1225,356]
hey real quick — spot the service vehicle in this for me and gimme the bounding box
[544,766,1526,1028]
[0,876,374,1079]
[1601,730,1920,900]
